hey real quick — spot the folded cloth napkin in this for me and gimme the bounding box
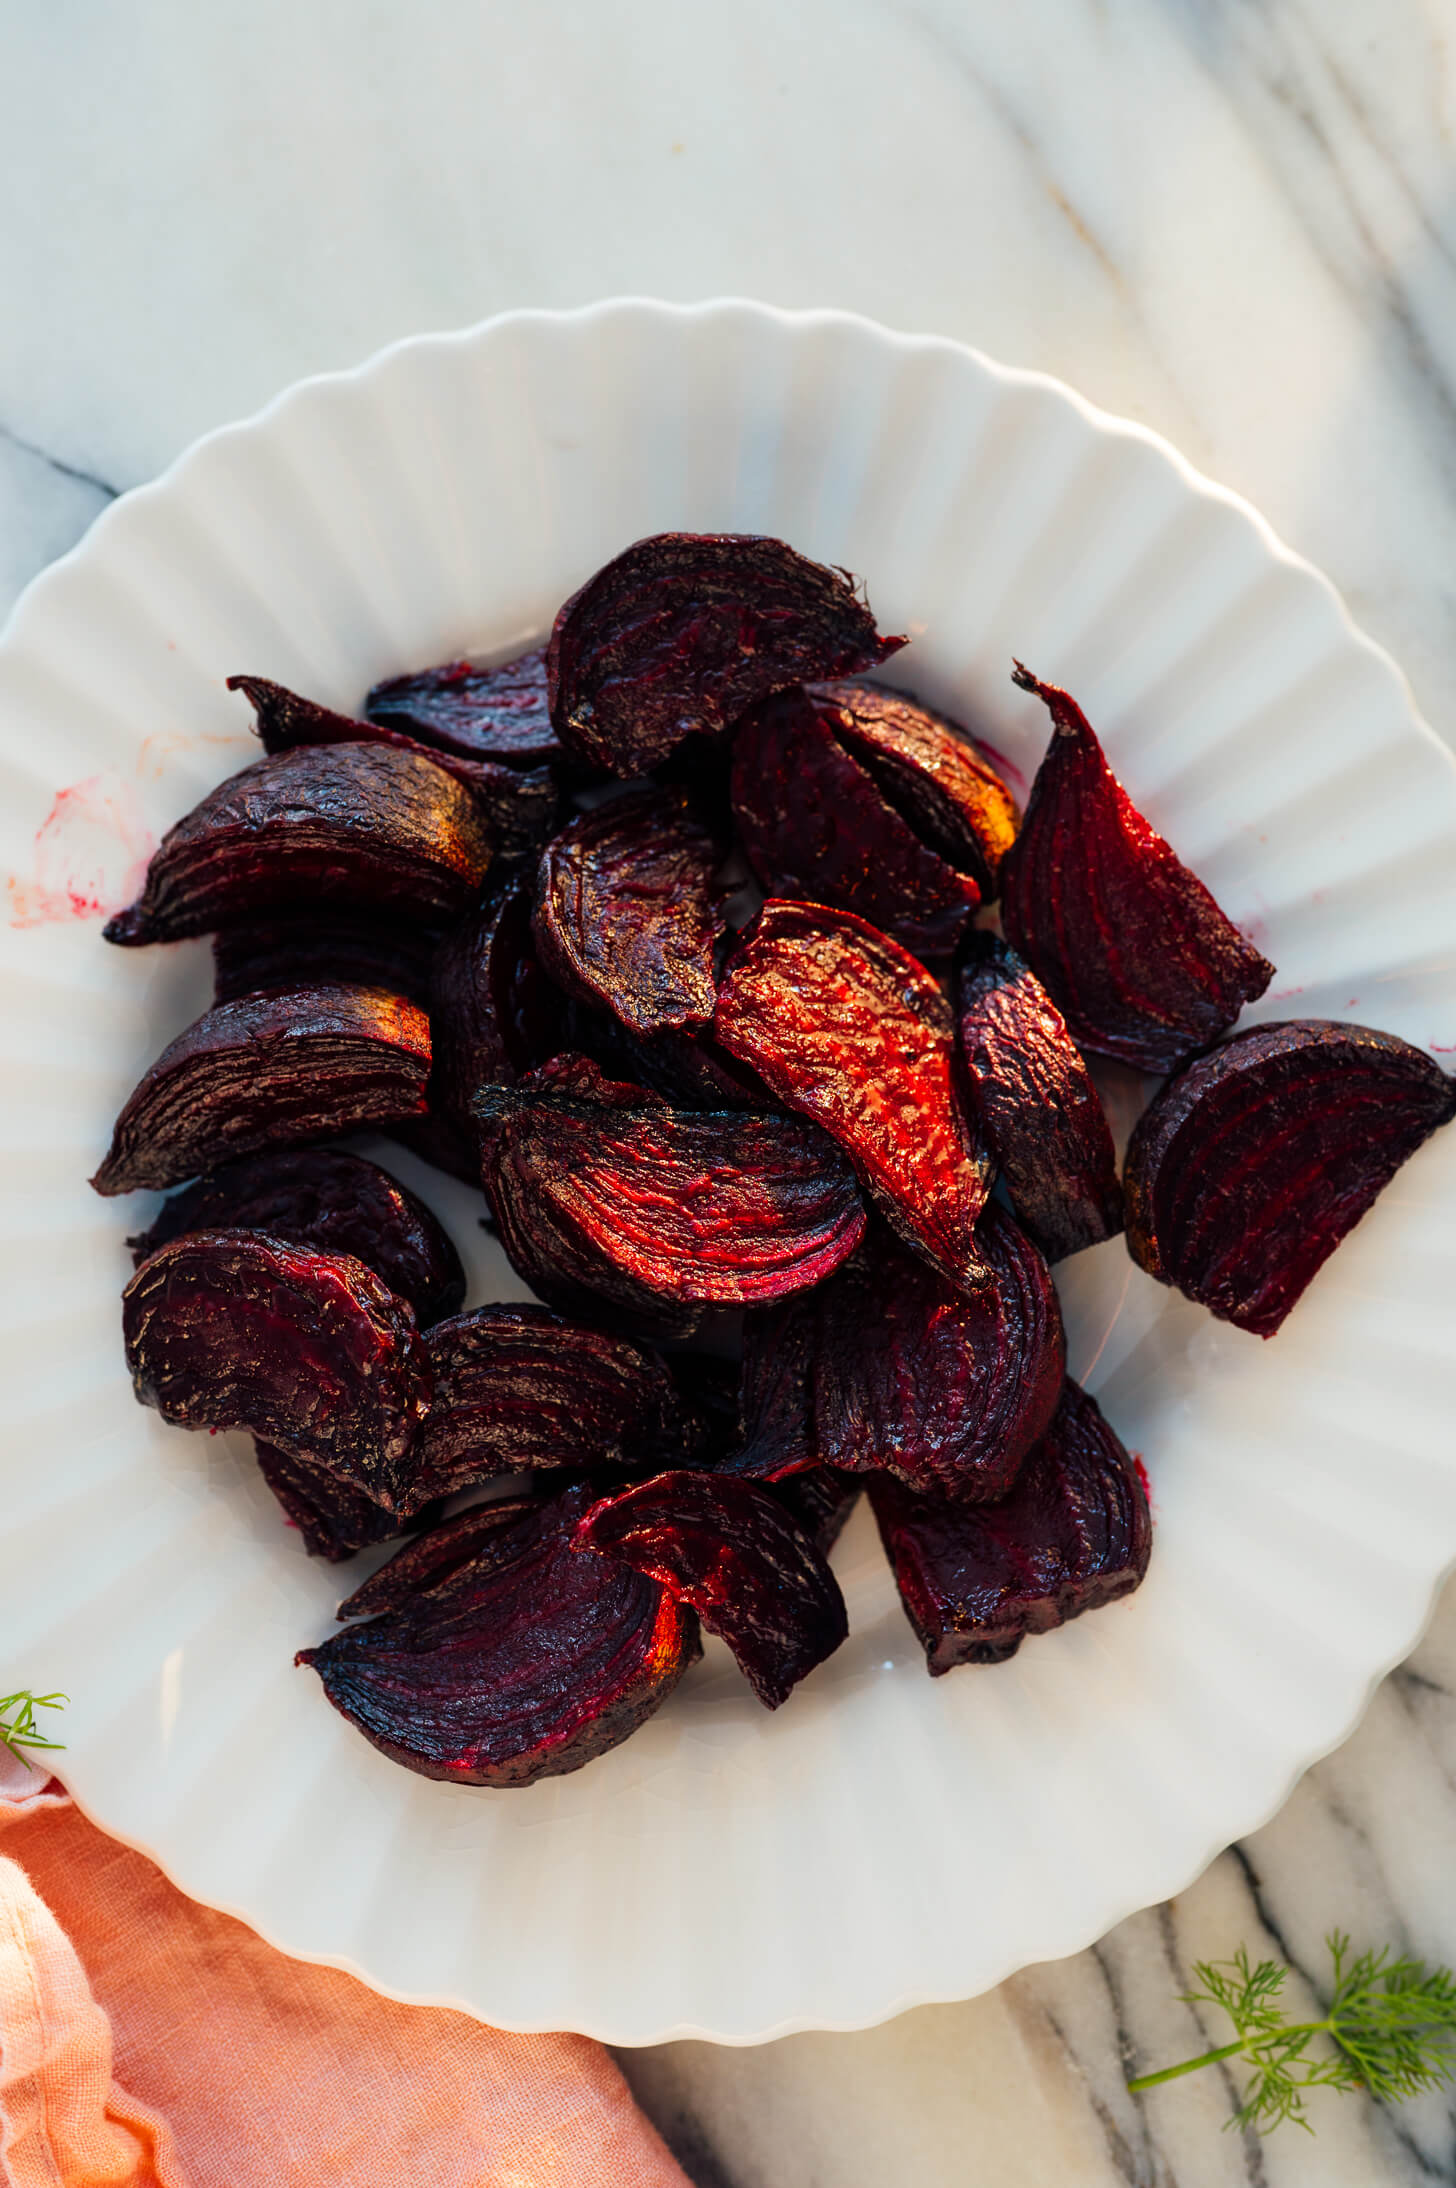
[0,1748,689,2188]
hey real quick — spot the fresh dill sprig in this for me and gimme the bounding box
[1127,1932,1456,2133]
[0,1690,67,1769]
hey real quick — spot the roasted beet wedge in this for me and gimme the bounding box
[104,743,493,946]
[252,1441,409,1563]
[730,688,981,959]
[212,911,441,1009]
[127,1148,465,1327]
[300,1485,700,1786]
[817,680,1020,900]
[807,1212,1065,1502]
[91,985,431,1196]
[336,1496,545,1621]
[409,1305,690,1503]
[732,1299,820,1480]
[476,1069,867,1305]
[955,932,1123,1262]
[1124,1020,1456,1336]
[713,901,992,1291]
[228,674,559,859]
[532,787,726,1036]
[1000,668,1274,1072]
[546,532,905,775]
[871,1379,1152,1672]
[574,1471,847,1708]
[365,647,563,769]
[123,1230,432,1511]
[774,1467,862,1557]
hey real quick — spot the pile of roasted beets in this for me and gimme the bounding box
[93,533,1456,1789]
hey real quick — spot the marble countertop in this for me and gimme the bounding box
[5,2,1456,2180]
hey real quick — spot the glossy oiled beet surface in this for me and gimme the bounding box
[300,1486,700,1786]
[252,1440,411,1564]
[546,532,904,775]
[104,742,494,946]
[574,1470,848,1708]
[91,984,431,1196]
[819,680,1020,899]
[1000,668,1274,1073]
[955,931,1123,1262]
[871,1378,1152,1672]
[127,1148,465,1327]
[365,647,563,769]
[714,901,992,1291]
[123,1230,433,1512]
[1125,1020,1456,1336]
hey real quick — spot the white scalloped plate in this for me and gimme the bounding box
[1,301,1453,2046]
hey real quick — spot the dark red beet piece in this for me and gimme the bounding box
[731,1300,820,1480]
[574,1470,847,1708]
[365,647,563,769]
[336,1496,545,1620]
[126,1148,465,1327]
[569,1008,771,1111]
[955,931,1124,1262]
[870,1379,1152,1672]
[300,1486,700,1786]
[713,900,993,1291]
[476,1070,866,1305]
[817,680,1020,900]
[546,532,904,775]
[253,1440,413,1563]
[532,788,726,1037]
[408,1305,690,1504]
[123,1230,432,1512]
[228,674,558,860]
[104,743,493,947]
[730,688,980,960]
[212,911,441,1009]
[91,985,431,1196]
[806,1212,1065,1502]
[1124,1020,1456,1336]
[774,1467,862,1557]
[1000,668,1275,1073]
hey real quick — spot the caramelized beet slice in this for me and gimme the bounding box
[476,1070,866,1304]
[365,647,563,769]
[409,1305,690,1502]
[774,1467,862,1557]
[336,1495,544,1620]
[714,901,992,1290]
[870,1379,1152,1671]
[123,1230,432,1511]
[1125,1020,1456,1336]
[253,1440,411,1563]
[299,1486,700,1786]
[569,1008,771,1111]
[212,911,441,1008]
[546,532,904,775]
[730,688,980,959]
[532,788,726,1036]
[104,743,493,947]
[1000,668,1274,1072]
[956,932,1123,1261]
[229,675,559,859]
[807,1212,1065,1502]
[126,1148,465,1327]
[574,1471,847,1708]
[91,985,431,1196]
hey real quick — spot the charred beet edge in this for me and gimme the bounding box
[91,984,431,1197]
[730,688,981,960]
[365,647,564,770]
[955,932,1124,1262]
[475,1063,867,1306]
[546,532,905,776]
[1000,668,1274,1073]
[252,1440,419,1563]
[300,1485,700,1786]
[104,742,494,947]
[573,1470,848,1709]
[127,1148,465,1327]
[804,1211,1066,1503]
[407,1304,691,1505]
[123,1230,432,1512]
[713,900,993,1292]
[870,1378,1152,1672]
[212,910,442,1009]
[1125,1020,1456,1337]
[532,787,726,1037]
[228,674,560,861]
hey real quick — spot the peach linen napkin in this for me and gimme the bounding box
[0,1749,690,2188]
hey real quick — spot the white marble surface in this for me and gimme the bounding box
[4,2,1456,2179]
